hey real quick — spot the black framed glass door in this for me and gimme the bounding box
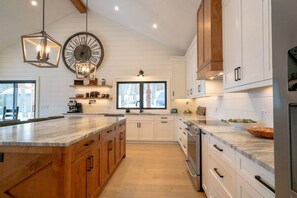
[0,81,36,120]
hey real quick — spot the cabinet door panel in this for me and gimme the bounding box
[139,121,154,140]
[197,2,204,69]
[126,121,139,140]
[155,120,174,141]
[223,0,241,89]
[87,148,100,198]
[204,0,211,63]
[237,174,264,198]
[240,0,264,84]
[72,153,89,198]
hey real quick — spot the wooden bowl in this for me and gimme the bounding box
[246,127,274,139]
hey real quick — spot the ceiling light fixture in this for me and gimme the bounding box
[21,0,61,68]
[75,0,96,80]
[31,1,37,6]
[137,69,144,77]
[114,6,119,11]
[153,23,158,29]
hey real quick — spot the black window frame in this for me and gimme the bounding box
[116,81,167,110]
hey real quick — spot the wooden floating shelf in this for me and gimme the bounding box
[69,85,112,88]
[69,97,112,100]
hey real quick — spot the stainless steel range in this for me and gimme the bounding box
[185,121,202,191]
[185,119,230,191]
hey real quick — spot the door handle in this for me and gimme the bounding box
[172,91,175,97]
[237,67,241,80]
[108,140,113,151]
[87,157,92,171]
[234,68,238,81]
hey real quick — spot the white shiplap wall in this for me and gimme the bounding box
[0,11,181,116]
[192,86,273,126]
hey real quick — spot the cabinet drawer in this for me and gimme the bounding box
[209,149,236,197]
[126,115,153,121]
[71,134,99,161]
[236,152,275,197]
[208,162,234,198]
[209,135,236,169]
[155,116,174,121]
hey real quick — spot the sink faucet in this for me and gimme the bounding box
[135,101,143,113]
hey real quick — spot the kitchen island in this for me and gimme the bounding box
[0,116,126,198]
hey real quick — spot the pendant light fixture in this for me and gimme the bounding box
[21,0,61,68]
[75,0,97,80]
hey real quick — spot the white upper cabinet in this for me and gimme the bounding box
[171,56,186,99]
[186,35,223,98]
[223,0,272,92]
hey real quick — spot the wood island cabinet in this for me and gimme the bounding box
[0,120,126,198]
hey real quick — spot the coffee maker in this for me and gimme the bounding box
[67,100,83,113]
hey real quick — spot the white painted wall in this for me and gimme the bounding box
[0,11,182,117]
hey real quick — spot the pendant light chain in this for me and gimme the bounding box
[42,0,45,32]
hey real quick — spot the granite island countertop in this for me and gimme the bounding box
[178,114,275,174]
[0,116,126,147]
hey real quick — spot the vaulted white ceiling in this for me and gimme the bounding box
[0,0,201,54]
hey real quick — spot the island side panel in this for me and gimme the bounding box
[0,146,70,198]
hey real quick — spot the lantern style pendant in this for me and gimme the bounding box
[21,0,61,68]
[76,60,97,79]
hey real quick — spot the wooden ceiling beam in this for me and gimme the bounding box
[70,0,87,13]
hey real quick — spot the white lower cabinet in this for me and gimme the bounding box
[126,115,175,141]
[177,116,187,156]
[126,120,140,140]
[236,152,275,198]
[209,146,236,198]
[236,174,263,198]
[204,135,275,198]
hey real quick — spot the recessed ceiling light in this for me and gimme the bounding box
[153,23,158,29]
[114,6,119,11]
[31,1,37,6]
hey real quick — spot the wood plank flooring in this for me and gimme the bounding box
[99,143,206,198]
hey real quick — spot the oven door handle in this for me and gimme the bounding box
[185,128,197,137]
[185,160,197,177]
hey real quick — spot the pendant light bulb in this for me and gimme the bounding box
[36,45,42,52]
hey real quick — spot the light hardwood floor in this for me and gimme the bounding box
[99,143,207,198]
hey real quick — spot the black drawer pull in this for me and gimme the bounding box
[107,129,113,133]
[214,168,224,178]
[213,144,223,152]
[179,138,182,141]
[84,140,95,147]
[201,130,206,135]
[119,123,124,127]
[87,157,92,171]
[161,121,167,123]
[179,127,182,130]
[108,140,113,151]
[183,145,186,149]
[183,132,186,135]
[255,175,275,193]
[120,132,124,140]
[0,153,4,162]
[161,117,167,119]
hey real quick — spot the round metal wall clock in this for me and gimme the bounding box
[62,32,104,73]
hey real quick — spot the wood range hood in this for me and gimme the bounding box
[196,0,223,80]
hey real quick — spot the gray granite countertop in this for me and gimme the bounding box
[178,114,275,174]
[0,116,126,147]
